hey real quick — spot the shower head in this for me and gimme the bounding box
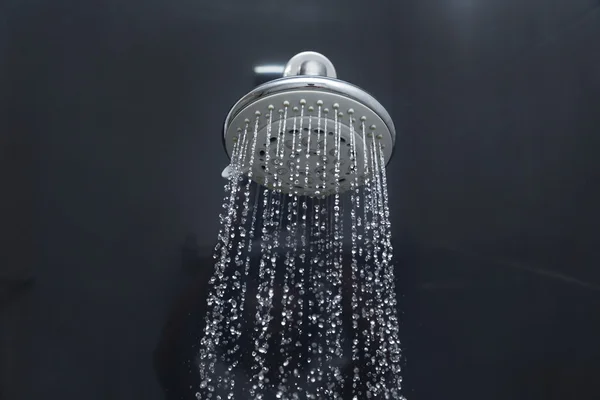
[223,51,395,197]
[207,54,403,400]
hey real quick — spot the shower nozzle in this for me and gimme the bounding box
[209,56,403,400]
[223,51,395,197]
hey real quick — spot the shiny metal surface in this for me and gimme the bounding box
[223,76,396,151]
[283,51,337,78]
[222,73,397,195]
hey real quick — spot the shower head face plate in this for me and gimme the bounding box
[223,76,395,197]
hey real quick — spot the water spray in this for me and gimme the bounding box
[199,51,403,400]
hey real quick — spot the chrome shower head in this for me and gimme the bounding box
[223,51,395,197]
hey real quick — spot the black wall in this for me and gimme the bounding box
[2,0,599,399]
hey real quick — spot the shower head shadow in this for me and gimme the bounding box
[223,51,396,197]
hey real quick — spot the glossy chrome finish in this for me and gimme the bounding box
[283,51,337,78]
[221,51,396,196]
[224,76,396,149]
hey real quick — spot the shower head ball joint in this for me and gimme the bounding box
[223,51,395,197]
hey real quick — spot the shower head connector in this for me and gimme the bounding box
[223,51,395,197]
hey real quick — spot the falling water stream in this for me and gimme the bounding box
[197,106,404,400]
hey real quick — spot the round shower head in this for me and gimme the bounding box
[223,51,395,197]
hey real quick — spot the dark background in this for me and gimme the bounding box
[2,0,600,399]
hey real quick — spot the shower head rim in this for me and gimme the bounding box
[223,75,396,161]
